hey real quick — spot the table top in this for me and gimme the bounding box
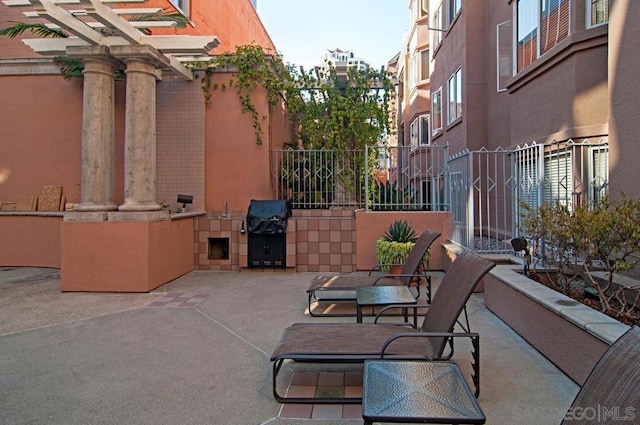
[356,285,417,307]
[362,360,486,424]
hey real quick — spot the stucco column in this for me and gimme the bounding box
[608,0,640,200]
[114,49,163,212]
[69,46,119,212]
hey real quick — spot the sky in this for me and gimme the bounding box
[256,0,410,71]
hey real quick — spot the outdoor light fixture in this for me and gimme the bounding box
[177,194,193,213]
[511,237,531,276]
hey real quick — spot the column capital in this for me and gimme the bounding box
[66,45,123,67]
[110,44,170,80]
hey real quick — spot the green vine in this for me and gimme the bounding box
[187,45,291,145]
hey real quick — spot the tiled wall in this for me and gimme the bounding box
[292,209,356,273]
[156,78,205,212]
[193,209,356,272]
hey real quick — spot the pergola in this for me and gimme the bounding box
[3,0,219,212]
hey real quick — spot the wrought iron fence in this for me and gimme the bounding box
[449,147,515,253]
[272,148,365,208]
[450,138,609,253]
[272,138,609,253]
[272,145,449,211]
[365,144,449,211]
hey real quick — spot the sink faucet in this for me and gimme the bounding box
[223,202,230,218]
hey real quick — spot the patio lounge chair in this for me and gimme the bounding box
[306,228,441,317]
[270,251,495,403]
[559,325,640,424]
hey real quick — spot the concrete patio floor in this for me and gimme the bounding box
[0,266,580,424]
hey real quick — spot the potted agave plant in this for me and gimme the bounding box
[375,219,419,273]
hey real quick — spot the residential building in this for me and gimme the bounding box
[397,0,431,151]
[426,0,639,200]
[385,52,400,149]
[388,0,440,211]
[317,48,371,73]
[410,0,639,245]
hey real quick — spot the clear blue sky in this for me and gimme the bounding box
[256,0,410,71]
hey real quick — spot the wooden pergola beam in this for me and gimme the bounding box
[79,0,142,44]
[3,0,219,80]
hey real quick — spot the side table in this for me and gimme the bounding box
[362,360,486,424]
[356,285,417,324]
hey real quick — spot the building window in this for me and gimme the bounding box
[540,0,569,54]
[590,145,609,202]
[517,0,570,72]
[587,0,609,28]
[170,0,190,16]
[421,0,429,16]
[410,115,430,148]
[420,115,430,145]
[497,21,513,92]
[410,119,419,148]
[447,68,462,124]
[432,2,443,49]
[412,0,429,22]
[409,54,418,91]
[420,49,430,80]
[448,0,462,26]
[543,151,572,208]
[432,88,442,134]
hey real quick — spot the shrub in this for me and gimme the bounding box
[519,195,640,321]
[383,219,418,243]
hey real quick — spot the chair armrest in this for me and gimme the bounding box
[372,272,435,285]
[368,263,403,275]
[374,303,429,328]
[372,274,415,285]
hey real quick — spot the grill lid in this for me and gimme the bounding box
[246,199,292,234]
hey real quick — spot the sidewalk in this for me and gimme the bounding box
[0,267,578,424]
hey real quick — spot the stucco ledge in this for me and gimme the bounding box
[487,265,630,345]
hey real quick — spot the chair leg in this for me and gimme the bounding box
[471,333,481,397]
[307,290,358,318]
[272,358,362,404]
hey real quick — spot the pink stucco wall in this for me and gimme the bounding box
[144,0,277,56]
[354,211,452,271]
[204,72,287,214]
[0,76,83,203]
[0,215,61,267]
[60,218,193,292]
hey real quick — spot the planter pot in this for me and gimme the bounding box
[484,265,630,385]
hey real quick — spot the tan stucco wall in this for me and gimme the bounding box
[508,36,609,145]
[354,211,452,271]
[608,0,640,200]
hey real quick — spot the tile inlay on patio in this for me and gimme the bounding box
[147,292,210,308]
[279,371,364,420]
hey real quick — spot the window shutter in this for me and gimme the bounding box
[543,151,572,207]
[590,146,609,202]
